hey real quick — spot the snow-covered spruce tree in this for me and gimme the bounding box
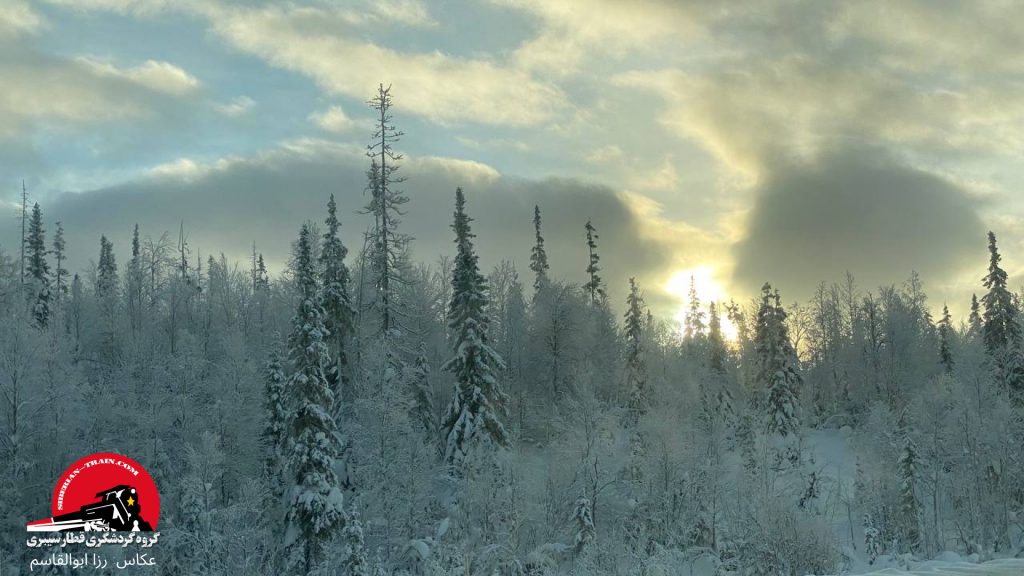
[69,273,83,348]
[572,496,595,555]
[262,346,288,495]
[254,251,270,333]
[687,503,714,549]
[624,277,647,424]
[405,343,438,444]
[320,193,356,400]
[255,253,269,290]
[896,409,922,554]
[969,293,982,336]
[440,188,509,469]
[529,205,550,296]
[981,231,1024,396]
[863,513,882,564]
[583,220,604,306]
[96,235,119,361]
[283,223,345,574]
[52,221,68,311]
[97,234,118,299]
[708,301,735,423]
[755,283,801,436]
[25,203,50,327]
[938,303,954,375]
[341,505,370,576]
[175,431,226,573]
[684,276,706,343]
[127,223,144,336]
[365,84,410,337]
[736,412,758,474]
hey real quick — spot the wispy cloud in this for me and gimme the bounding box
[0,48,201,138]
[309,105,354,133]
[214,95,255,117]
[0,0,46,37]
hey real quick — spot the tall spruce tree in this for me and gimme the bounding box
[365,84,409,336]
[529,205,549,295]
[624,277,647,424]
[406,344,437,443]
[938,303,954,375]
[968,293,982,335]
[684,276,706,342]
[19,179,27,282]
[981,231,1024,394]
[583,220,604,305]
[341,505,370,576]
[25,203,50,327]
[572,496,595,555]
[128,224,144,334]
[755,283,801,436]
[97,235,118,298]
[283,224,345,574]
[256,254,268,290]
[897,410,922,553]
[262,347,288,495]
[321,194,356,400]
[70,273,83,347]
[52,221,68,309]
[96,235,119,359]
[708,301,735,421]
[440,188,509,469]
[708,302,728,377]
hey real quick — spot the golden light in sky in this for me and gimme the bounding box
[666,266,739,341]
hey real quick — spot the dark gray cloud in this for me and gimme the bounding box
[1,142,669,308]
[732,146,986,299]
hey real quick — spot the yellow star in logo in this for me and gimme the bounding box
[127,496,135,507]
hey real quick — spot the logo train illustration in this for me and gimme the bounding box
[27,484,154,532]
[26,452,160,533]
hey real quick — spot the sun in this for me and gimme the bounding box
[665,266,739,341]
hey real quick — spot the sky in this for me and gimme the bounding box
[3,0,1024,324]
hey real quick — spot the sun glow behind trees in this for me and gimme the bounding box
[666,266,739,341]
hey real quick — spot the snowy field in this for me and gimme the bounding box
[847,558,1024,575]
[791,431,1024,576]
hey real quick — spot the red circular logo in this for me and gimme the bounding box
[28,452,160,532]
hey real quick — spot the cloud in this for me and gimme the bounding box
[214,95,255,117]
[0,42,201,138]
[40,0,179,15]
[832,1,1024,76]
[201,3,562,126]
[147,157,212,181]
[455,136,530,152]
[0,0,46,37]
[493,0,715,74]
[309,105,354,133]
[362,0,436,28]
[614,2,1024,182]
[585,145,623,165]
[42,0,564,126]
[23,0,1024,316]
[18,141,678,311]
[630,157,678,193]
[75,57,200,95]
[732,147,986,299]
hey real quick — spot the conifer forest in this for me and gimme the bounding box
[4,3,1024,576]
[3,84,1024,575]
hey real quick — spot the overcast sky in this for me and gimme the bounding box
[3,0,1023,322]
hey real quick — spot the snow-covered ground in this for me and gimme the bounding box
[799,430,1024,576]
[848,558,1024,575]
